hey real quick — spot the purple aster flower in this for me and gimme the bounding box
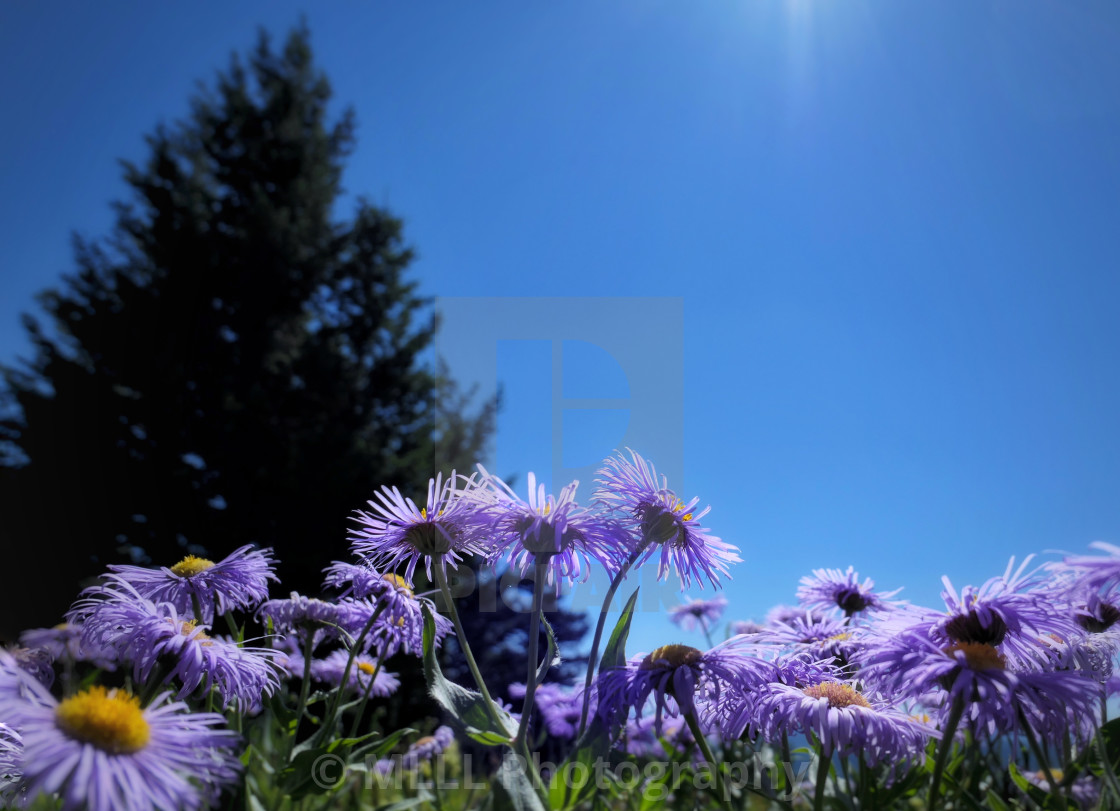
[860,632,1101,742]
[797,566,900,617]
[747,613,862,667]
[311,649,400,697]
[597,640,776,734]
[733,680,934,767]
[402,725,455,768]
[471,468,631,592]
[594,449,741,590]
[1062,541,1120,593]
[909,561,1084,670]
[765,604,821,626]
[3,648,53,690]
[107,544,277,623]
[668,596,728,634]
[623,715,694,758]
[350,471,487,582]
[6,684,239,811]
[72,580,282,710]
[0,649,53,711]
[338,591,453,658]
[728,620,765,636]
[0,722,21,808]
[257,592,348,644]
[375,726,456,774]
[1025,771,1100,810]
[509,682,586,739]
[325,565,436,633]
[20,623,117,670]
[323,560,391,599]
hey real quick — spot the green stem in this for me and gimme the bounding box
[927,695,966,811]
[432,564,504,728]
[1018,707,1065,806]
[312,604,385,747]
[191,593,206,625]
[515,561,548,748]
[683,710,735,811]
[813,742,831,811]
[223,611,242,641]
[347,657,383,739]
[290,632,316,751]
[577,539,650,736]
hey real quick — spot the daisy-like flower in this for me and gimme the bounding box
[624,715,694,758]
[350,471,487,582]
[765,605,821,626]
[729,620,764,636]
[1062,541,1120,593]
[311,649,400,697]
[747,613,861,668]
[0,722,21,808]
[798,567,900,617]
[860,632,1101,742]
[911,561,1083,670]
[734,680,933,768]
[668,596,728,635]
[472,468,631,592]
[0,649,53,710]
[509,682,586,739]
[257,592,348,643]
[339,593,454,658]
[108,545,277,623]
[373,726,456,774]
[324,564,434,631]
[4,682,239,811]
[1025,771,1100,810]
[3,647,53,690]
[594,449,740,590]
[597,641,776,734]
[72,580,282,710]
[20,623,117,670]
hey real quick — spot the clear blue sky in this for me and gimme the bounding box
[2,2,1119,655]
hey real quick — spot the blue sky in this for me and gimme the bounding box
[2,2,1119,655]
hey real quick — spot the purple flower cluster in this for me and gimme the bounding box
[69,577,282,710]
[347,448,741,594]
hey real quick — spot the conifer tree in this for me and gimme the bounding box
[0,27,496,637]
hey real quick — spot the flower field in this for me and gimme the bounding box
[1,449,1117,810]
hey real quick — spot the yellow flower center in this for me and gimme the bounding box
[827,632,853,642]
[173,618,212,644]
[358,662,377,675]
[640,644,703,670]
[55,686,151,754]
[945,642,1007,671]
[802,682,871,709]
[170,555,216,577]
[381,574,414,597]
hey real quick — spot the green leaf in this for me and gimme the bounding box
[421,603,518,746]
[493,751,547,811]
[985,790,1010,811]
[549,587,641,810]
[1100,717,1120,771]
[600,586,640,674]
[278,745,346,799]
[535,613,560,683]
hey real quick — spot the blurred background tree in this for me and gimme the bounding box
[0,26,501,639]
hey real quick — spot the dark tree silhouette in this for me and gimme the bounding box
[0,27,499,639]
